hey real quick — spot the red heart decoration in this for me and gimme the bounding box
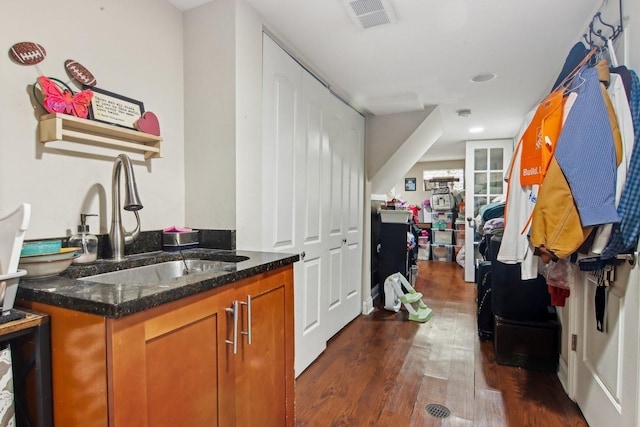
[135,111,160,136]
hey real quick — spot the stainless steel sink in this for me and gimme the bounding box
[78,259,236,285]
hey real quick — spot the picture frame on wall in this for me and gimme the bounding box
[405,177,417,191]
[84,85,145,130]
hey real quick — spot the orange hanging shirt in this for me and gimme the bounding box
[519,90,566,186]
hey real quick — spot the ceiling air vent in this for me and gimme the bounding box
[344,0,397,30]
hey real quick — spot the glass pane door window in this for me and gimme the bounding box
[464,139,513,282]
[472,148,506,217]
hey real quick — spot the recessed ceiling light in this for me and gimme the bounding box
[471,72,497,83]
[469,127,484,133]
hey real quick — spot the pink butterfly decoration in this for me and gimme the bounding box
[38,76,93,119]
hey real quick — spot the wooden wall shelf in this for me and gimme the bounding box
[39,113,162,159]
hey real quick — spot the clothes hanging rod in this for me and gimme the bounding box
[616,253,636,266]
[262,29,364,117]
[582,0,624,50]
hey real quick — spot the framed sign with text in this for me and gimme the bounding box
[84,85,144,129]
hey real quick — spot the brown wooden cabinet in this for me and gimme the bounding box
[25,266,294,427]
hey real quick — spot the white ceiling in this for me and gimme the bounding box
[169,0,603,161]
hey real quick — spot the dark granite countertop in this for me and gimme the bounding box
[16,249,299,319]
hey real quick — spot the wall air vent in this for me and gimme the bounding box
[343,0,397,30]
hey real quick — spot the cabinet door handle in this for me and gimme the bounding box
[240,295,253,345]
[225,300,239,354]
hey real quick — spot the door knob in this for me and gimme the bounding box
[301,251,306,260]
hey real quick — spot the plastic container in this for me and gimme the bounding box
[455,230,466,245]
[433,211,456,228]
[418,243,430,260]
[68,214,98,264]
[410,265,419,286]
[379,210,411,223]
[433,230,454,245]
[432,244,453,262]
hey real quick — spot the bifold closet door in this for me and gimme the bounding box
[262,34,364,376]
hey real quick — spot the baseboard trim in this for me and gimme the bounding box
[557,355,569,394]
[362,284,379,315]
[362,297,374,315]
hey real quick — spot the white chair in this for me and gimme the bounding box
[0,204,31,313]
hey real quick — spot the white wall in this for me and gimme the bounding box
[183,0,265,245]
[369,107,444,195]
[394,159,465,208]
[184,0,237,230]
[365,108,433,180]
[0,0,185,239]
[626,0,640,71]
[235,1,266,250]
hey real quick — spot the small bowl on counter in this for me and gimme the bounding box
[18,247,80,278]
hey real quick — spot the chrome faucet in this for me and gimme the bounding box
[109,154,143,261]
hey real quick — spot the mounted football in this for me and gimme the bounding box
[9,42,46,65]
[64,59,97,86]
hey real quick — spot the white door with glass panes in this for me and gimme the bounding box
[463,140,513,282]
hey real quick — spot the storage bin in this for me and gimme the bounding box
[431,244,453,262]
[417,243,430,260]
[433,229,453,245]
[379,210,411,223]
[455,219,466,230]
[433,211,455,228]
[432,220,447,230]
[494,312,560,373]
[417,236,429,248]
[454,230,465,244]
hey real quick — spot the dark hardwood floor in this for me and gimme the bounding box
[295,261,588,426]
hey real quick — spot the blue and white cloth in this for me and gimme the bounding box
[554,66,620,227]
[601,70,640,259]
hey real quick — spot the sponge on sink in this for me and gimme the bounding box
[162,227,199,250]
[163,226,192,233]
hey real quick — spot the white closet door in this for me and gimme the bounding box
[324,95,364,339]
[571,259,640,427]
[262,34,364,376]
[261,36,299,254]
[263,36,326,376]
[294,70,332,375]
[344,107,364,325]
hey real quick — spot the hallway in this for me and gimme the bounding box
[295,261,588,426]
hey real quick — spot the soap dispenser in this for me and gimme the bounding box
[69,214,98,264]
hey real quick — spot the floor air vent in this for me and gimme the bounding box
[426,403,451,418]
[344,0,397,30]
